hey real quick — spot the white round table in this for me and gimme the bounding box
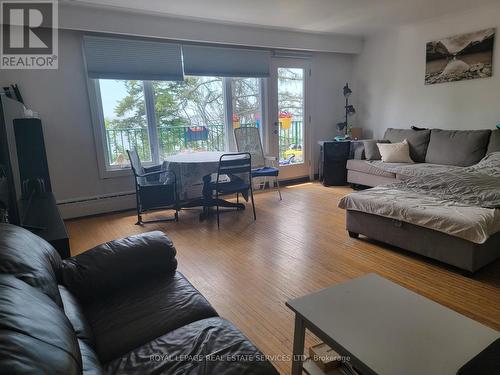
[162,151,237,201]
[161,151,247,219]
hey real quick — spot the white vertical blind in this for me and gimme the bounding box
[83,35,184,80]
[183,45,270,77]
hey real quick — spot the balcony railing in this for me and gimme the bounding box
[105,121,303,166]
[279,120,303,164]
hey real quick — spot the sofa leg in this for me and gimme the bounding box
[348,231,359,239]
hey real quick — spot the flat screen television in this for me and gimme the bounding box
[0,95,27,225]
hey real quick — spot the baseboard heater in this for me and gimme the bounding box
[57,191,136,220]
[58,176,312,220]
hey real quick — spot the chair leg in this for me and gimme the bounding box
[276,177,282,200]
[216,192,220,229]
[250,187,256,221]
[135,187,142,225]
[136,205,142,225]
[236,192,239,204]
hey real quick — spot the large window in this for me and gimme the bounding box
[95,77,263,171]
[152,77,225,159]
[99,80,151,167]
[231,77,261,128]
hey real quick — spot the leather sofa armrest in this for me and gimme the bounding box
[61,231,177,304]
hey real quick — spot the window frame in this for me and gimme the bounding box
[87,78,155,178]
[87,76,266,179]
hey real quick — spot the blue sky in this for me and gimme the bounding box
[99,79,129,120]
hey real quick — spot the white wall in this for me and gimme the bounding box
[0,30,135,205]
[59,2,363,54]
[311,53,355,172]
[1,28,354,217]
[354,3,500,139]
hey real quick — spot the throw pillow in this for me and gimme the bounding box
[377,140,414,163]
[363,140,389,160]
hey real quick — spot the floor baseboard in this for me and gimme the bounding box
[58,192,136,219]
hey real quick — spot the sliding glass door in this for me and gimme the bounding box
[268,59,310,180]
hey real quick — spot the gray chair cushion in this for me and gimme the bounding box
[425,129,491,166]
[487,129,500,155]
[383,128,431,162]
[363,140,389,160]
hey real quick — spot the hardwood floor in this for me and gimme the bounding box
[66,182,500,375]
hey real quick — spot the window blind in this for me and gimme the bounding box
[183,45,270,77]
[83,35,184,81]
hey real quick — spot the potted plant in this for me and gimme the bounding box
[279,111,292,129]
[232,114,241,129]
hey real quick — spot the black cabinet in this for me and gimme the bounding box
[20,192,70,259]
[13,119,70,258]
[318,141,351,186]
[14,118,52,194]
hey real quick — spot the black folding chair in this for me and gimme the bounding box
[209,153,256,228]
[234,127,282,200]
[127,149,179,225]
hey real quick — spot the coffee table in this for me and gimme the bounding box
[286,274,499,375]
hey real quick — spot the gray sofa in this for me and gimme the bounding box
[347,128,500,187]
[344,128,500,273]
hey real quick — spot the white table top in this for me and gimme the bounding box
[287,273,499,375]
[164,151,240,164]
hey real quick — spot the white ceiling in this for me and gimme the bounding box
[65,0,497,36]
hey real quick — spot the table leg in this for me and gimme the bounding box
[291,315,306,375]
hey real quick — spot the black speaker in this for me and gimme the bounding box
[322,141,350,186]
[13,118,52,197]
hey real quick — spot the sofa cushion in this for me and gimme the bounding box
[0,223,63,307]
[487,129,500,154]
[85,271,218,363]
[364,161,458,178]
[62,231,177,304]
[78,339,104,375]
[0,274,82,375]
[59,285,95,347]
[390,163,461,179]
[383,128,431,162]
[363,140,389,160]
[425,129,491,166]
[104,317,279,375]
[346,159,396,178]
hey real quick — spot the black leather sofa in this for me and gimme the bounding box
[0,224,279,375]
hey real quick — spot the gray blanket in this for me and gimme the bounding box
[389,152,500,209]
